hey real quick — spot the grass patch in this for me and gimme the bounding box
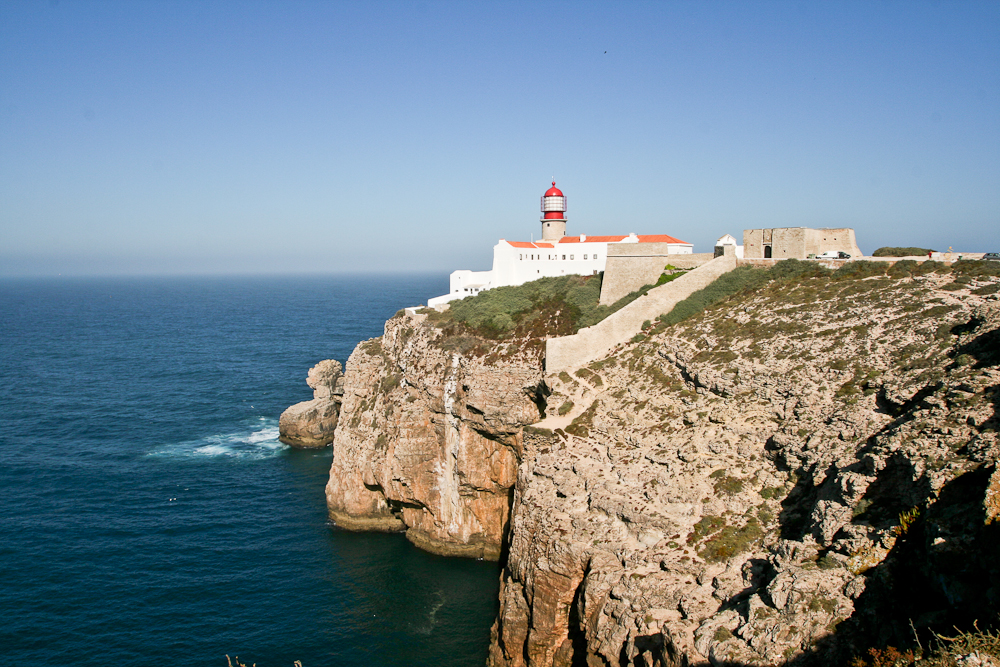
[687,515,726,544]
[565,401,599,438]
[698,518,764,563]
[713,475,744,496]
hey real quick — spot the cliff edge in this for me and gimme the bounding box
[324,313,547,559]
[306,260,1000,665]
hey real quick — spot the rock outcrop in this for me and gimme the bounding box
[278,359,343,448]
[306,261,1000,665]
[324,314,547,559]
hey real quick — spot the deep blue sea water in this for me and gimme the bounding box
[0,275,500,667]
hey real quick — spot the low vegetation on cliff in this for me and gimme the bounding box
[422,272,664,339]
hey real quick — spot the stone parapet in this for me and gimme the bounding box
[599,247,713,306]
[546,252,739,372]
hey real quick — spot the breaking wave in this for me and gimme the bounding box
[150,417,287,460]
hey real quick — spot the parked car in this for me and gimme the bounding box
[983,252,1000,262]
[816,251,851,259]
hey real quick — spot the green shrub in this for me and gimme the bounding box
[760,486,784,500]
[887,259,921,278]
[713,627,733,642]
[832,260,887,281]
[655,268,689,286]
[713,475,744,496]
[872,247,935,257]
[565,401,599,438]
[688,515,726,544]
[913,260,947,275]
[557,400,574,416]
[952,258,1000,278]
[379,372,402,393]
[698,519,764,562]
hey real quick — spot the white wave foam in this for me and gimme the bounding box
[150,418,288,461]
[411,591,445,636]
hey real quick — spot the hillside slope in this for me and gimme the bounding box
[490,262,1000,666]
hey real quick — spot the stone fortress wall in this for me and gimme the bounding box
[598,244,714,306]
[546,246,739,372]
[743,227,861,259]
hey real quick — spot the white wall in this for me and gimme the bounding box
[493,240,608,287]
[428,237,692,307]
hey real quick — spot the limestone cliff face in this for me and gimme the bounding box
[325,313,547,559]
[278,359,343,448]
[489,269,1000,666]
[310,264,1000,665]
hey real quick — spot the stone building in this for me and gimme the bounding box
[743,227,861,259]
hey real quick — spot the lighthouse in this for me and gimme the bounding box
[540,181,567,241]
[425,180,693,308]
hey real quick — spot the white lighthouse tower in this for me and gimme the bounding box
[540,181,567,241]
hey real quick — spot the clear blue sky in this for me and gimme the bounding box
[2,1,998,276]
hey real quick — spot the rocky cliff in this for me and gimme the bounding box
[490,263,1000,666]
[278,359,344,448]
[314,261,1000,665]
[323,313,548,559]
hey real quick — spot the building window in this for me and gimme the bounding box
[519,254,522,260]
[570,254,574,260]
[594,254,598,260]
[584,254,588,260]
[562,255,566,260]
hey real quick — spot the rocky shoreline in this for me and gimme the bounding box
[281,263,1000,665]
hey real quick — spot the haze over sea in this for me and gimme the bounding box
[0,274,500,667]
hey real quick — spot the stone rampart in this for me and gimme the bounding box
[599,247,713,306]
[546,250,739,372]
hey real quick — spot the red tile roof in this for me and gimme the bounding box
[507,235,689,247]
[637,234,687,244]
[557,235,689,244]
[506,241,554,248]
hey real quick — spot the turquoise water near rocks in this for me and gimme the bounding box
[0,275,500,667]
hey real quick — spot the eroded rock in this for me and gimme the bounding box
[278,359,343,448]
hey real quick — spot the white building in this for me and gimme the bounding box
[714,234,744,259]
[428,182,693,307]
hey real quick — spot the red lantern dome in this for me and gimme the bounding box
[541,181,567,220]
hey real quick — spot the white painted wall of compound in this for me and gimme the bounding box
[429,235,692,307]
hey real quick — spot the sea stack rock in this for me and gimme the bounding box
[279,359,344,448]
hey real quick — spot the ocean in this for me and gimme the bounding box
[0,275,500,667]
